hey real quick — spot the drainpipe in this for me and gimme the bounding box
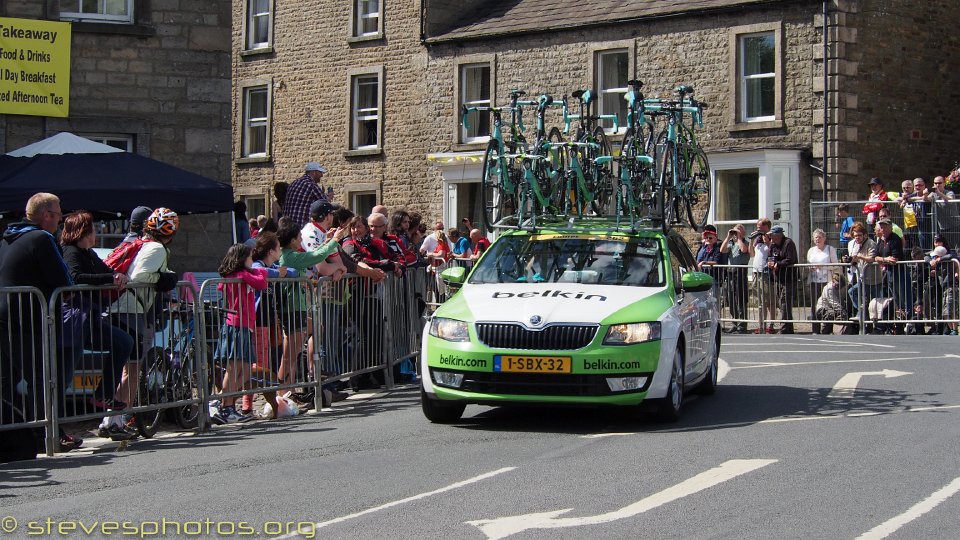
[822,0,829,200]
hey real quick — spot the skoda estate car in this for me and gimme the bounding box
[420,221,720,423]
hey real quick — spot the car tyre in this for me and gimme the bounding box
[652,347,684,422]
[695,330,720,396]
[421,388,466,423]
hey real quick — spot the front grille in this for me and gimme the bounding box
[476,323,598,350]
[454,371,653,397]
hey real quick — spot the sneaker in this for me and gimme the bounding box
[99,424,137,441]
[218,406,252,424]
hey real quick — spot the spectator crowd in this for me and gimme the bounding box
[0,160,492,462]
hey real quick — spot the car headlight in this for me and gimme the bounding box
[429,317,470,342]
[603,322,661,345]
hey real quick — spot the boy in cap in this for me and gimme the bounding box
[123,206,153,245]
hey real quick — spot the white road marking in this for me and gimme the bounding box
[274,467,516,538]
[786,337,898,348]
[730,355,952,369]
[827,369,912,399]
[724,350,914,354]
[717,358,731,382]
[647,404,960,433]
[466,459,776,539]
[856,476,960,540]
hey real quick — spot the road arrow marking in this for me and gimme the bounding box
[828,369,912,399]
[275,467,516,538]
[466,459,777,539]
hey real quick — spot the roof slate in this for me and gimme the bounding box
[427,0,789,42]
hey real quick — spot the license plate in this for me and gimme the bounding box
[73,373,102,390]
[494,355,572,373]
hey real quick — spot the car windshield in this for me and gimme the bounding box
[469,232,666,287]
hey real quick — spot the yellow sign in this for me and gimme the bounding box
[0,17,71,117]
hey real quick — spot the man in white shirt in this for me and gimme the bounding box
[748,217,775,333]
[300,200,346,277]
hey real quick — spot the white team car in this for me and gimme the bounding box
[420,221,720,423]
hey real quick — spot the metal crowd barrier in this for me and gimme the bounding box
[714,259,960,336]
[810,199,960,256]
[3,265,439,457]
[0,287,50,447]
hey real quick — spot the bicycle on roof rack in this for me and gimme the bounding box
[463,89,529,230]
[548,89,617,218]
[647,84,712,233]
[611,79,658,228]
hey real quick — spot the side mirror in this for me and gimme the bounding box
[680,271,714,293]
[440,266,466,290]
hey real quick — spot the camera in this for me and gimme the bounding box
[747,230,762,239]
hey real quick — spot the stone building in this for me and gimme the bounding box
[234,0,959,244]
[1,0,233,271]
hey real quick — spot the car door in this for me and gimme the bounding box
[666,236,703,383]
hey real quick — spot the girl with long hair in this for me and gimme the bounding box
[212,244,268,423]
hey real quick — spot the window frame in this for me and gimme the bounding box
[454,57,495,146]
[729,22,783,131]
[60,0,134,24]
[241,0,274,54]
[236,78,273,163]
[349,0,384,42]
[587,41,634,137]
[346,66,384,155]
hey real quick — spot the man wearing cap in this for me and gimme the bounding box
[695,225,727,296]
[765,225,798,334]
[875,217,910,329]
[863,177,890,227]
[285,162,328,228]
[300,199,347,280]
[926,237,957,334]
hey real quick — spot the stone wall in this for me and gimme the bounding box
[835,0,960,195]
[1,0,233,271]
[231,0,436,218]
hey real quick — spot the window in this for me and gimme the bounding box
[241,84,270,158]
[350,72,381,151]
[460,63,491,143]
[715,170,759,222]
[351,191,378,217]
[353,0,382,38]
[243,196,266,220]
[60,0,134,23]
[81,134,134,152]
[710,150,801,237]
[245,0,273,51]
[739,33,775,121]
[596,50,628,134]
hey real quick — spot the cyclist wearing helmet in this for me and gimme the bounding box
[102,208,180,435]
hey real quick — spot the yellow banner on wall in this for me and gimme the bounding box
[0,17,71,118]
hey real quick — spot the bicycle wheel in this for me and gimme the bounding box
[171,347,199,429]
[588,127,614,216]
[481,141,514,229]
[134,346,167,438]
[657,137,676,234]
[545,127,567,214]
[684,147,712,231]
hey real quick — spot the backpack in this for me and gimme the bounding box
[104,239,146,275]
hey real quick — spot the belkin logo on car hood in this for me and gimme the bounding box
[491,290,607,302]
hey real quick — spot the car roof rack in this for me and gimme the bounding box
[490,214,669,234]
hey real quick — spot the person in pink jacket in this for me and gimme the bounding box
[212,244,268,424]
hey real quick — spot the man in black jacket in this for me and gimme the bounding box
[766,225,798,334]
[0,193,73,461]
